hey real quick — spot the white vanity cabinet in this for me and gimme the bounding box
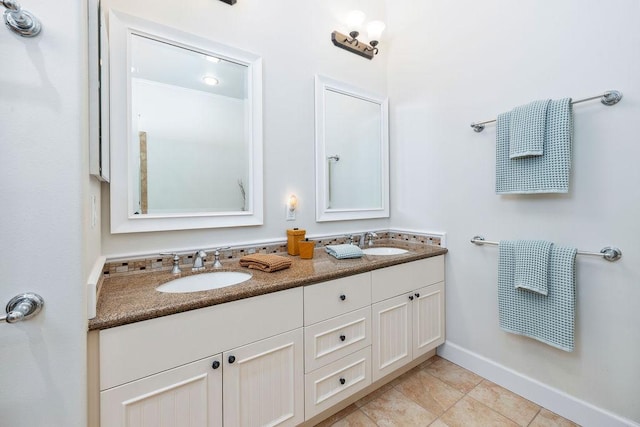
[98,288,303,427]
[96,255,446,426]
[371,257,445,382]
[303,273,373,419]
[223,328,304,426]
[101,354,223,427]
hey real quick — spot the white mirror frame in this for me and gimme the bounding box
[108,10,263,233]
[314,75,389,222]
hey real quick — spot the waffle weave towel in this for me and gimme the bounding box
[514,240,553,296]
[509,99,551,159]
[496,98,573,194]
[325,244,364,259]
[498,240,577,352]
[239,253,292,272]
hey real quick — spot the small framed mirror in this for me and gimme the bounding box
[108,11,263,233]
[314,75,389,222]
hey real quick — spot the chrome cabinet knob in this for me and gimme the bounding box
[1,293,44,323]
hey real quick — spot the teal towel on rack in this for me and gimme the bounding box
[325,244,364,259]
[509,99,551,159]
[514,240,553,296]
[498,241,577,352]
[496,98,573,194]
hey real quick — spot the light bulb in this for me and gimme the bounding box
[202,75,219,86]
[346,10,366,32]
[366,20,386,42]
[288,194,298,211]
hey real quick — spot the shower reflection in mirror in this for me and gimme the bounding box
[315,75,389,222]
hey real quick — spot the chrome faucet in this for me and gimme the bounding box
[212,247,231,269]
[345,234,355,245]
[160,252,182,274]
[192,250,207,271]
[365,232,378,247]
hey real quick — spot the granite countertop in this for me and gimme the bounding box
[89,240,447,331]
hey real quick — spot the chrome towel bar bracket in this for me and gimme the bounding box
[2,0,41,37]
[470,236,622,262]
[470,90,623,133]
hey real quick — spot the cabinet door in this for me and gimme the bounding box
[371,293,413,382]
[100,355,222,427]
[412,282,445,358]
[223,328,304,427]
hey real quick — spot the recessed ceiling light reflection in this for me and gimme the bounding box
[202,75,220,86]
[205,55,221,63]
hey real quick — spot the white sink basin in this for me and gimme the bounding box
[156,271,252,293]
[362,247,408,256]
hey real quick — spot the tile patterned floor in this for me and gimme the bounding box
[315,356,580,427]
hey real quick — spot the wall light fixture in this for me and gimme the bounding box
[331,10,385,60]
[286,194,298,221]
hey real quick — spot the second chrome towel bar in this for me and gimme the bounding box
[470,236,622,262]
[470,90,623,133]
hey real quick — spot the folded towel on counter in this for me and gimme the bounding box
[509,99,551,159]
[498,240,577,352]
[514,240,553,295]
[496,98,573,194]
[239,253,292,272]
[325,244,364,259]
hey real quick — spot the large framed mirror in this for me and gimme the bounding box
[108,11,263,233]
[315,75,389,222]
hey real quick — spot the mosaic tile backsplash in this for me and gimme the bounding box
[102,230,442,278]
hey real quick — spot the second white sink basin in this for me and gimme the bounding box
[362,247,408,256]
[156,271,252,293]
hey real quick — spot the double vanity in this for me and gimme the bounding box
[88,7,444,427]
[89,241,446,426]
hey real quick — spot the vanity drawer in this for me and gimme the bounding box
[304,307,371,373]
[304,347,371,420]
[372,256,444,303]
[304,273,371,325]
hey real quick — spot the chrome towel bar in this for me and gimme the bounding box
[470,236,622,262]
[470,90,623,132]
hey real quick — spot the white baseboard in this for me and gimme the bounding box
[438,341,639,427]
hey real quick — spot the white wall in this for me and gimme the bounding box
[387,0,640,423]
[0,0,96,425]
[101,0,390,256]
